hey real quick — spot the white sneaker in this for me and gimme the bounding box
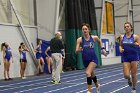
[96,84,100,93]
[61,70,64,73]
[22,77,26,79]
[87,91,91,93]
[131,90,136,93]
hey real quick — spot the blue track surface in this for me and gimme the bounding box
[0,63,140,93]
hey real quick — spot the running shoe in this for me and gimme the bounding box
[87,91,91,93]
[131,89,136,93]
[128,79,132,87]
[96,84,100,93]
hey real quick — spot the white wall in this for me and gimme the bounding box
[94,0,102,33]
[133,0,140,37]
[0,24,37,79]
[94,0,140,66]
[101,35,116,57]
[36,0,59,41]
[101,34,121,65]
[94,0,122,65]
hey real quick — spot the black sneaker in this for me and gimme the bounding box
[128,79,132,87]
[4,78,8,81]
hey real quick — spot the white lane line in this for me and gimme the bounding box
[0,65,122,87]
[15,67,121,93]
[76,72,140,93]
[110,80,140,93]
[15,69,124,93]
[46,78,125,93]
[0,85,12,88]
[0,65,122,90]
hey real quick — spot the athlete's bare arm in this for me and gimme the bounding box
[76,37,82,53]
[119,35,124,53]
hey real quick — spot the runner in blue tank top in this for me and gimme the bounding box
[34,40,44,75]
[19,42,29,79]
[119,22,140,93]
[82,36,98,67]
[76,23,107,93]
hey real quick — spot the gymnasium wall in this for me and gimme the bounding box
[95,0,122,65]
[94,0,140,66]
[0,24,38,80]
[0,0,34,25]
[133,0,140,37]
[36,0,59,40]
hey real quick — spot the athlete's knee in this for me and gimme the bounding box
[87,77,92,85]
[86,71,91,77]
[7,68,10,72]
[92,76,97,83]
[131,73,137,79]
[124,74,130,79]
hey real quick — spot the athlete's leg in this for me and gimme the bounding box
[40,57,44,73]
[4,61,7,80]
[46,57,52,73]
[6,61,10,79]
[123,62,132,86]
[91,71,100,88]
[131,61,138,90]
[20,61,24,78]
[23,61,27,77]
[37,59,41,75]
[86,62,96,92]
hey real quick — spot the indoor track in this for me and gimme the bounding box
[0,63,140,93]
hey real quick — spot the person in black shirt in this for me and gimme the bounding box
[50,32,64,84]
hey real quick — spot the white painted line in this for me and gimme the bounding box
[0,66,122,92]
[46,78,125,93]
[15,69,124,93]
[110,80,140,93]
[76,73,140,93]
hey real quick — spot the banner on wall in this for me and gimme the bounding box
[102,39,109,54]
[101,0,107,34]
[101,1,114,34]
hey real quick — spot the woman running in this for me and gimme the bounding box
[76,23,107,93]
[119,22,140,93]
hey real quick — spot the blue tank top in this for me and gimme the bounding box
[47,50,51,57]
[20,50,26,60]
[122,34,139,61]
[5,47,12,58]
[122,34,138,54]
[37,46,41,54]
[81,36,97,61]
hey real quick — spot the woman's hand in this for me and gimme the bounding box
[79,47,83,52]
[134,42,139,46]
[120,48,124,53]
[101,48,108,56]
